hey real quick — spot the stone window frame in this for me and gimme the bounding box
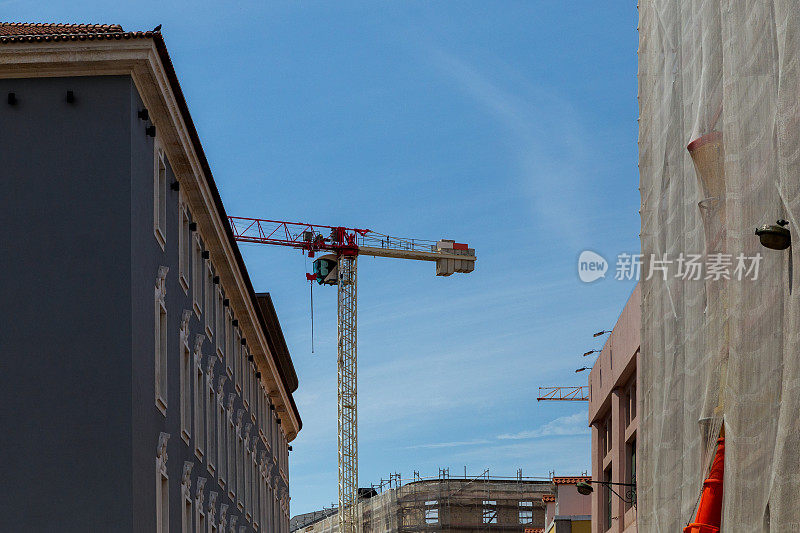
[193,335,206,462]
[216,375,228,490]
[180,309,192,445]
[216,285,225,360]
[208,490,218,533]
[181,462,193,533]
[192,234,203,319]
[153,141,167,251]
[205,259,215,340]
[225,311,234,379]
[178,198,191,294]
[154,266,169,416]
[227,394,237,503]
[195,477,207,533]
[206,357,217,477]
[235,330,243,395]
[236,409,245,512]
[243,346,251,411]
[155,432,170,533]
[244,425,253,521]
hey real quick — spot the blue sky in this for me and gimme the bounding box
[5,1,640,515]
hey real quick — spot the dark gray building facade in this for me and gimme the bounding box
[0,23,301,533]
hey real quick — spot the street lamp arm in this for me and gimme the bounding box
[575,480,637,507]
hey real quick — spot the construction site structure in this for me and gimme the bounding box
[228,217,477,533]
[536,386,589,402]
[291,470,553,533]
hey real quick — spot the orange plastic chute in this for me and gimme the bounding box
[683,437,725,533]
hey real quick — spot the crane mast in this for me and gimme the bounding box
[337,255,358,532]
[228,216,476,533]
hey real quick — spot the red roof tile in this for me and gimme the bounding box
[552,476,591,485]
[0,22,303,434]
[542,494,556,502]
[0,22,123,36]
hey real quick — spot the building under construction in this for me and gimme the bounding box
[292,472,553,533]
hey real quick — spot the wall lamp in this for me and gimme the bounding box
[583,349,599,357]
[576,480,636,507]
[575,367,591,373]
[756,219,790,250]
[593,330,611,337]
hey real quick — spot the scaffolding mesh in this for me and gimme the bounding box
[638,0,800,530]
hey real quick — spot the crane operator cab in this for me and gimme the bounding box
[312,254,339,285]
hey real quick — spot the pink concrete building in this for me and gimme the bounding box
[544,477,592,533]
[587,285,640,533]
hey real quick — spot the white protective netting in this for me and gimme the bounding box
[638,0,800,530]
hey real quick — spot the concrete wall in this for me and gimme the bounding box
[587,285,639,533]
[0,74,290,532]
[0,75,135,531]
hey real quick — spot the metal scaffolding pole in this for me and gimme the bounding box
[338,255,358,533]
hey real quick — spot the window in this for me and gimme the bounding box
[180,311,192,444]
[425,501,438,524]
[217,387,227,488]
[225,312,234,378]
[194,477,206,533]
[205,261,214,339]
[181,462,193,533]
[605,467,613,530]
[519,501,533,524]
[155,267,169,415]
[626,439,637,510]
[243,349,251,410]
[603,413,613,456]
[154,145,167,249]
[245,440,253,519]
[194,344,205,461]
[216,288,224,358]
[237,421,245,510]
[193,236,203,317]
[178,202,190,292]
[156,433,170,533]
[207,361,216,475]
[247,434,254,517]
[228,408,236,502]
[482,500,497,524]
[235,330,243,394]
[182,493,192,533]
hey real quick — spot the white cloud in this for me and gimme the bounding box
[497,412,589,440]
[404,439,491,450]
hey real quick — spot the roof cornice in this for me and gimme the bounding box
[0,35,301,440]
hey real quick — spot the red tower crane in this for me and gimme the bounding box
[228,216,476,533]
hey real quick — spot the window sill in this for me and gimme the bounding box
[181,429,190,446]
[179,275,189,294]
[194,301,202,320]
[154,227,165,251]
[155,398,167,417]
